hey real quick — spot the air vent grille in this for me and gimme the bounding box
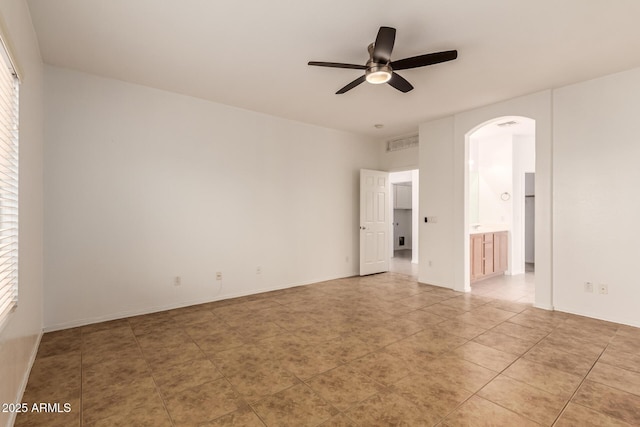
[497,120,518,127]
[386,134,418,152]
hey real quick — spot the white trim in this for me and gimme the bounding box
[8,330,43,426]
[554,305,638,329]
[417,280,459,291]
[43,273,357,332]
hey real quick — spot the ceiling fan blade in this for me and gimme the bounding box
[336,75,366,94]
[391,50,458,70]
[372,26,396,63]
[388,72,413,93]
[308,61,366,70]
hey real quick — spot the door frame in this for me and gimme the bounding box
[454,91,553,310]
[388,169,419,265]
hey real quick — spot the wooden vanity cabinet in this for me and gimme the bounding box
[470,234,484,281]
[471,231,508,282]
[494,231,508,273]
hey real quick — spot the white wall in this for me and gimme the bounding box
[43,66,379,330]
[472,134,513,225]
[0,2,44,426]
[389,170,413,183]
[420,66,640,327]
[553,67,640,327]
[419,117,455,287]
[516,135,535,174]
[379,141,419,171]
[511,135,535,274]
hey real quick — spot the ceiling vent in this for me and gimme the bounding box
[496,120,518,127]
[386,134,418,152]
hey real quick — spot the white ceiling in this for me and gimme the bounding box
[26,0,640,138]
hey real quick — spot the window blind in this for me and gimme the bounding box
[0,36,19,332]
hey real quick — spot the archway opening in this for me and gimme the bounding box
[466,116,535,302]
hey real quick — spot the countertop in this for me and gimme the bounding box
[469,224,510,235]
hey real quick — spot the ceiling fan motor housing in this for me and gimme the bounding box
[365,60,392,84]
[366,43,392,84]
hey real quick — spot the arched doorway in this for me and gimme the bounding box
[465,116,535,302]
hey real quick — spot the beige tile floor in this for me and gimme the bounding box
[15,272,640,426]
[389,250,418,278]
[470,267,535,304]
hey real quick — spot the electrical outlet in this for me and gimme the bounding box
[583,282,593,293]
[216,272,222,281]
[428,260,433,267]
[598,284,608,295]
[345,256,349,263]
[174,276,181,286]
[256,266,261,275]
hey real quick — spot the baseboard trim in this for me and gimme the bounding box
[533,302,554,311]
[554,305,640,328]
[8,330,43,427]
[43,272,358,332]
[417,279,456,291]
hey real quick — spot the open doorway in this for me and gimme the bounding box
[467,117,535,302]
[525,172,535,272]
[389,170,419,277]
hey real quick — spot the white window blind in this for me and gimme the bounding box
[0,36,19,332]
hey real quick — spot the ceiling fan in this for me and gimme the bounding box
[308,26,458,94]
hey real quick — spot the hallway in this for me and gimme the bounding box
[389,250,418,279]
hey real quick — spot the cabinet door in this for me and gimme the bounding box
[483,233,494,275]
[394,185,412,209]
[494,231,508,273]
[470,234,484,280]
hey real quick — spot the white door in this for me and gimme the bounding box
[360,169,390,276]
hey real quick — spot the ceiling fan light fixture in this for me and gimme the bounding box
[307,26,458,94]
[366,64,392,84]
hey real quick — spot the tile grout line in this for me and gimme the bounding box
[433,318,552,426]
[128,317,177,427]
[436,314,567,426]
[182,308,255,426]
[549,329,627,426]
